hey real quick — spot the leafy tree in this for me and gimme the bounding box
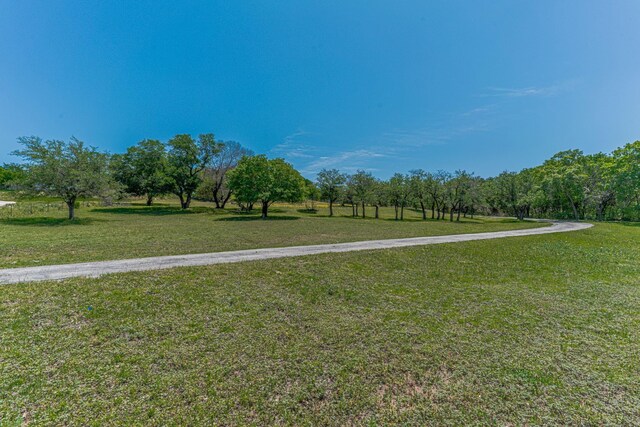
[316,168,346,217]
[343,174,358,216]
[387,173,411,220]
[613,141,640,220]
[429,170,450,220]
[445,170,472,221]
[492,170,535,220]
[227,155,305,219]
[0,163,24,189]
[350,170,376,218]
[462,176,484,218]
[303,179,321,211]
[409,169,431,220]
[111,139,171,206]
[167,133,220,209]
[13,136,112,219]
[583,153,616,221]
[370,179,387,219]
[205,141,254,208]
[542,150,587,220]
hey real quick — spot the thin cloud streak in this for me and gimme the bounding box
[300,149,386,174]
[484,85,561,98]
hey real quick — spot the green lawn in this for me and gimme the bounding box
[0,222,638,425]
[0,200,544,268]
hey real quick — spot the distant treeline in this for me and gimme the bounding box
[2,135,639,221]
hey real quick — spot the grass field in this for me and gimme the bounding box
[0,198,544,268]
[0,221,638,425]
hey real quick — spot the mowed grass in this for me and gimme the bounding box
[0,200,544,268]
[1,223,638,425]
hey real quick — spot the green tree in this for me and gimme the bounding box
[612,141,640,220]
[542,150,587,220]
[303,179,321,211]
[167,133,220,209]
[409,169,431,220]
[0,163,24,189]
[387,173,411,220]
[350,170,376,218]
[492,170,535,220]
[112,139,171,206]
[427,171,449,220]
[316,168,346,217]
[445,170,472,221]
[227,155,305,219]
[370,179,387,219]
[583,153,616,221]
[13,136,112,219]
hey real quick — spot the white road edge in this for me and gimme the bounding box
[0,221,592,285]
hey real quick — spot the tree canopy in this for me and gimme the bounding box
[167,133,220,209]
[227,155,305,218]
[111,139,172,206]
[12,136,112,219]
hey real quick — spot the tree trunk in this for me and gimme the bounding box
[362,201,365,218]
[329,200,334,217]
[400,203,405,220]
[420,201,427,220]
[261,201,269,219]
[213,187,221,208]
[394,204,399,220]
[146,195,153,206]
[67,200,76,220]
[570,203,579,220]
[220,191,232,209]
[181,193,192,209]
[375,205,379,219]
[431,201,435,219]
[456,208,461,221]
[449,207,454,222]
[355,204,359,217]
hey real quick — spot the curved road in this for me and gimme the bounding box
[0,221,592,285]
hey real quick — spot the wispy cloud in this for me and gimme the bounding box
[380,105,495,150]
[270,129,316,159]
[301,149,386,174]
[484,85,561,98]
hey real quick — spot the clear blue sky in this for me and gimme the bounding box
[1,1,639,178]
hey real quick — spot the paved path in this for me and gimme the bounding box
[0,221,592,285]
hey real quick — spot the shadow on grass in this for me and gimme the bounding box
[215,215,300,222]
[91,206,217,216]
[0,217,99,226]
[612,221,640,227]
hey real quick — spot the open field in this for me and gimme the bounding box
[0,220,587,284]
[0,222,638,425]
[0,199,544,268]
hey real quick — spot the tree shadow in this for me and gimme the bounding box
[0,217,98,226]
[215,215,300,222]
[91,206,217,216]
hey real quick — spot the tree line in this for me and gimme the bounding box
[1,135,638,222]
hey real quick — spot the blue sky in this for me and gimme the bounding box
[1,1,639,178]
